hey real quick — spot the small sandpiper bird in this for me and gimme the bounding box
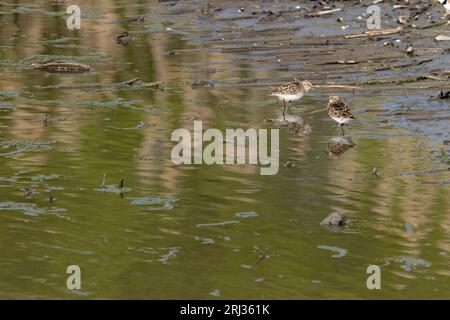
[269,79,313,121]
[328,96,355,134]
[437,0,450,15]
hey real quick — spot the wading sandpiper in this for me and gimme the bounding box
[269,79,313,121]
[327,95,355,134]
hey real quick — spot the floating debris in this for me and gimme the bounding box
[235,211,258,218]
[0,91,20,98]
[187,79,215,88]
[116,31,133,45]
[195,236,215,245]
[30,174,58,182]
[109,121,152,131]
[323,60,359,65]
[129,197,177,211]
[196,221,239,228]
[306,8,341,17]
[396,256,432,271]
[116,15,145,24]
[0,139,55,156]
[345,27,402,39]
[0,176,18,182]
[31,60,91,73]
[209,290,221,297]
[318,245,347,258]
[399,168,449,176]
[0,202,65,217]
[96,177,132,194]
[158,246,180,265]
[35,78,164,90]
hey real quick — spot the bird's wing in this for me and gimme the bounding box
[332,100,355,118]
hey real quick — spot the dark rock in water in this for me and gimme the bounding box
[438,91,450,99]
[284,161,295,168]
[31,61,90,73]
[116,31,133,45]
[320,212,348,227]
[406,46,414,56]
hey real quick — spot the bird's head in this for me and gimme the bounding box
[301,80,313,92]
[329,95,340,103]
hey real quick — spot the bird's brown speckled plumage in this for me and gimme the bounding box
[270,79,312,96]
[327,96,355,124]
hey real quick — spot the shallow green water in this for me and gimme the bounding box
[0,1,449,299]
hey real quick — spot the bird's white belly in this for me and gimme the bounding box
[331,116,351,124]
[275,93,303,102]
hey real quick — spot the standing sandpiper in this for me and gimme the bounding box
[328,95,355,134]
[269,79,313,121]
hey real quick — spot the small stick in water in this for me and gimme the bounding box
[119,178,125,199]
[101,174,106,188]
[42,113,48,126]
[372,167,380,177]
[254,246,269,265]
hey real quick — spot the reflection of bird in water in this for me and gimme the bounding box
[269,79,313,122]
[437,0,450,14]
[286,119,312,135]
[327,136,355,159]
[327,95,355,135]
[287,121,302,134]
[116,31,133,45]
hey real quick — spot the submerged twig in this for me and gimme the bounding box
[101,174,106,189]
[306,8,341,17]
[344,27,402,39]
[31,61,91,73]
[34,78,164,90]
